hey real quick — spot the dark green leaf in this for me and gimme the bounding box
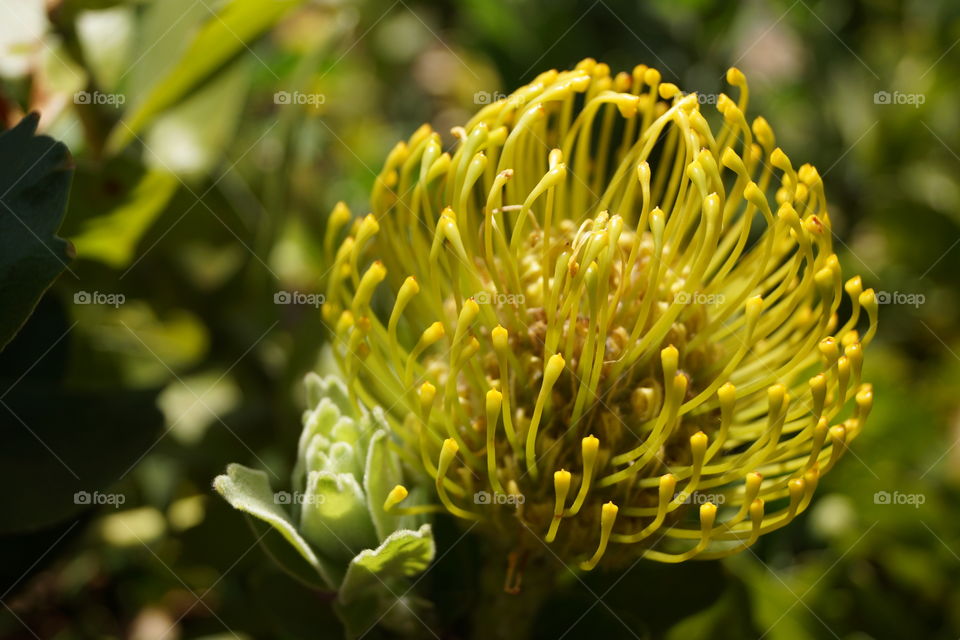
[0,114,74,351]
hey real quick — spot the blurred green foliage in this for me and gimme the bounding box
[1,0,959,638]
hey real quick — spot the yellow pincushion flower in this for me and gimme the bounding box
[321,59,877,571]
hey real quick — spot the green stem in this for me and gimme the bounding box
[470,548,557,640]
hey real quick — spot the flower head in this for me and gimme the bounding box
[322,59,877,569]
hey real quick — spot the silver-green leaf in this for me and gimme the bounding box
[339,524,435,605]
[213,463,336,587]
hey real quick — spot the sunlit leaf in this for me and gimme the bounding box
[143,57,251,178]
[70,168,179,267]
[106,0,305,152]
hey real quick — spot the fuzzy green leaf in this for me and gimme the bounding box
[213,463,336,587]
[339,524,435,605]
[300,471,378,565]
[363,429,403,541]
[304,372,352,415]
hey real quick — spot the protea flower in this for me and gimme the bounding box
[321,59,877,574]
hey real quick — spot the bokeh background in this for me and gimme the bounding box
[1,0,958,638]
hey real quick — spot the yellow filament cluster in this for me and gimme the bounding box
[321,59,876,569]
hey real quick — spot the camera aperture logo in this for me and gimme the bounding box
[74,490,126,508]
[274,491,325,505]
[874,490,925,508]
[274,290,325,308]
[74,291,125,308]
[474,490,524,506]
[274,91,326,107]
